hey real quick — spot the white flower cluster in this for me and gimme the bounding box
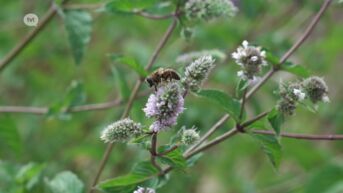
[181,127,200,145]
[302,76,330,103]
[182,55,216,92]
[185,0,238,21]
[293,88,306,101]
[277,76,330,115]
[100,118,142,143]
[277,82,305,116]
[232,40,267,80]
[133,187,155,193]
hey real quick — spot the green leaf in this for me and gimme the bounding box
[98,162,159,193]
[48,81,86,120]
[196,89,241,121]
[0,116,22,157]
[305,164,343,193]
[299,100,318,113]
[324,182,343,193]
[157,148,187,170]
[45,171,84,193]
[250,134,282,168]
[111,66,130,100]
[186,153,203,167]
[246,115,270,130]
[110,54,148,77]
[105,0,157,13]
[16,162,46,190]
[267,109,284,136]
[235,78,249,98]
[281,62,311,78]
[265,52,279,66]
[63,10,92,65]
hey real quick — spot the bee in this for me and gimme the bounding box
[146,68,180,91]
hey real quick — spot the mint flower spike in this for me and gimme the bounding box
[302,76,329,103]
[143,82,184,132]
[279,82,306,102]
[133,187,155,193]
[277,98,297,116]
[232,40,267,80]
[182,55,216,92]
[185,0,238,21]
[100,118,142,143]
[181,127,200,145]
[277,81,305,116]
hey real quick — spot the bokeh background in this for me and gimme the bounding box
[1,0,343,193]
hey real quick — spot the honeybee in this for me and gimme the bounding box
[146,68,180,91]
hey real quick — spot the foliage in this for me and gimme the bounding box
[0,0,342,193]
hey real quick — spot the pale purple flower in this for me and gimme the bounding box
[143,82,184,132]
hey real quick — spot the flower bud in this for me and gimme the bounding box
[276,98,296,116]
[279,82,305,102]
[302,76,329,103]
[232,40,267,80]
[185,0,238,21]
[100,118,142,143]
[181,128,200,145]
[182,55,216,92]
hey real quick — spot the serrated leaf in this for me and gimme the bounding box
[267,109,284,136]
[45,171,84,193]
[48,81,86,120]
[157,148,187,170]
[250,134,282,168]
[63,10,92,65]
[0,116,22,157]
[281,62,311,78]
[111,66,130,100]
[105,0,157,13]
[196,89,241,121]
[98,162,159,193]
[110,54,148,77]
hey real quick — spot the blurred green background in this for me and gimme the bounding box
[0,0,343,193]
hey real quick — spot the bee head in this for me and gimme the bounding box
[146,78,154,87]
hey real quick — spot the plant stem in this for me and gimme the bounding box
[87,9,179,193]
[185,0,333,156]
[130,0,336,183]
[157,145,179,156]
[184,128,239,159]
[0,0,71,72]
[150,132,162,171]
[184,114,230,154]
[252,130,343,140]
[238,88,247,122]
[0,91,149,115]
[240,111,269,128]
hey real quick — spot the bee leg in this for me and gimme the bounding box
[154,85,157,92]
